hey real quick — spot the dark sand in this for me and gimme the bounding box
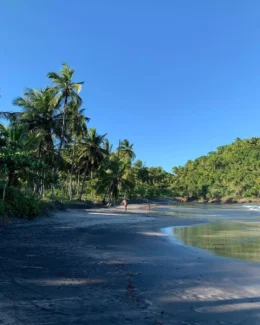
[1,204,260,324]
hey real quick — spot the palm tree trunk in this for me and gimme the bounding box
[59,94,68,161]
[2,182,7,202]
[41,171,45,198]
[51,168,55,199]
[69,137,77,201]
[76,170,80,196]
[52,94,68,199]
[110,181,115,205]
[79,162,89,201]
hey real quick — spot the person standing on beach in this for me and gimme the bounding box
[146,201,151,213]
[122,199,128,212]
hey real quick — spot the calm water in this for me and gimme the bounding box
[158,203,260,262]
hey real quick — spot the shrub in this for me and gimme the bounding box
[0,200,5,217]
[39,200,57,216]
[3,187,41,219]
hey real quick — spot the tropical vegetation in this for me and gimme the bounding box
[0,64,172,218]
[1,64,260,219]
[171,138,260,201]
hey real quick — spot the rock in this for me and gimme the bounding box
[220,197,234,204]
[197,199,208,203]
[236,198,252,203]
[175,197,188,202]
[208,198,221,203]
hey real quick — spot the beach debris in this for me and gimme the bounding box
[126,278,141,303]
[127,272,140,276]
[127,279,134,292]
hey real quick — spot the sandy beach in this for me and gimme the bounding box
[1,203,260,324]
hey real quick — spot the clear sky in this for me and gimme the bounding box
[1,0,260,171]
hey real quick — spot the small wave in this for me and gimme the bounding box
[242,205,260,211]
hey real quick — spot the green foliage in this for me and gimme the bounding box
[3,187,41,219]
[172,138,260,200]
[3,63,259,213]
[0,63,173,218]
[0,200,5,216]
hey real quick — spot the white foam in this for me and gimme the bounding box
[242,205,260,211]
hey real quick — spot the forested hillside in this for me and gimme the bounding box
[171,138,260,201]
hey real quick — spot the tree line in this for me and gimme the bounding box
[1,64,259,218]
[0,64,172,217]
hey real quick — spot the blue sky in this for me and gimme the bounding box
[1,1,260,171]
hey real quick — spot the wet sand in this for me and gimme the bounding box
[1,204,260,324]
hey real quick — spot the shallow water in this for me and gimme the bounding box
[160,203,260,262]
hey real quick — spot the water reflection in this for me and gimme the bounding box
[174,221,260,262]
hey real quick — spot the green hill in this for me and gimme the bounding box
[171,138,260,202]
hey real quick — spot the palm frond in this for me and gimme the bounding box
[72,83,83,93]
[0,111,22,121]
[61,63,74,80]
[71,92,83,106]
[47,72,63,84]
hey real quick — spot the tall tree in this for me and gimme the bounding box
[47,63,84,168]
[97,155,134,205]
[13,88,61,162]
[66,102,89,200]
[77,128,107,200]
[0,123,42,187]
[117,139,136,161]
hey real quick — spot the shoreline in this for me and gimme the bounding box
[1,204,260,324]
[175,197,260,204]
[3,195,258,229]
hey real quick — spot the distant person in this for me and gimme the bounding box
[146,201,151,213]
[122,199,128,212]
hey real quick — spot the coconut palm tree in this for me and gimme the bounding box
[102,139,113,155]
[97,155,134,205]
[133,160,149,183]
[77,128,107,200]
[116,139,135,198]
[117,139,136,161]
[47,63,84,163]
[13,88,62,164]
[13,88,65,194]
[66,102,90,200]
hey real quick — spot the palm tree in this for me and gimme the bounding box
[148,167,166,185]
[97,155,134,205]
[47,63,84,169]
[0,112,22,123]
[117,139,136,161]
[77,128,107,200]
[103,139,113,155]
[13,88,65,194]
[66,102,90,200]
[116,139,135,198]
[133,160,149,183]
[0,123,41,187]
[13,88,62,165]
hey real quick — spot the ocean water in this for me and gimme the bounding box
[159,203,260,262]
